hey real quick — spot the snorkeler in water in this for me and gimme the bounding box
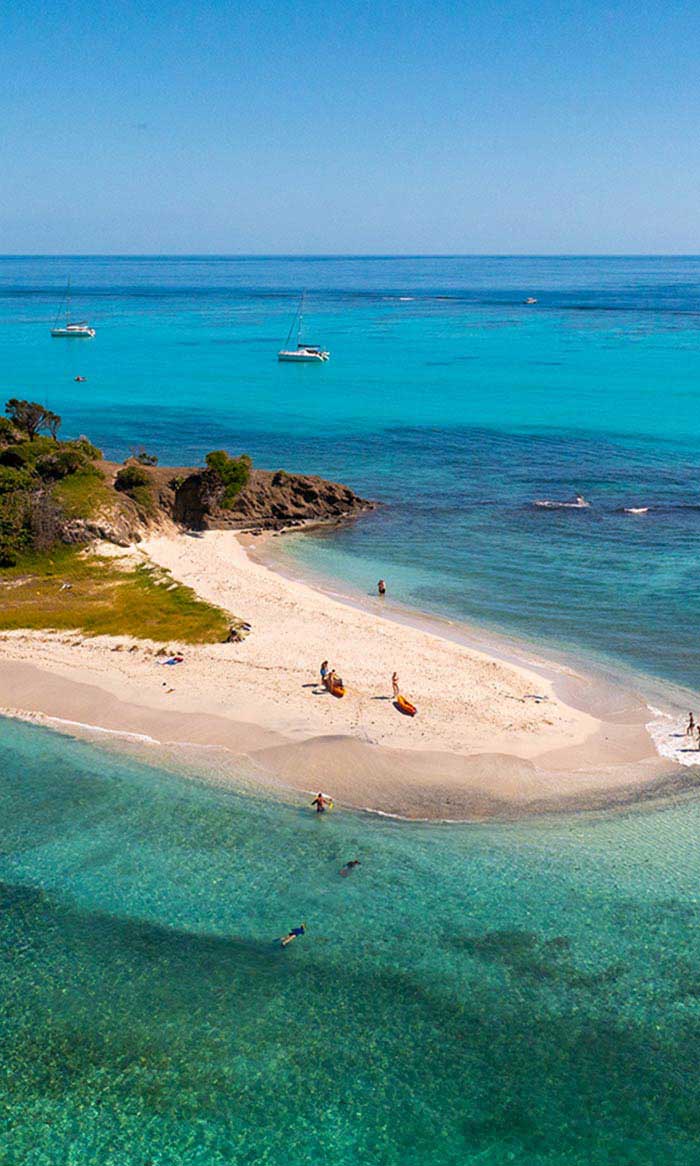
[340,860,361,877]
[280,924,306,948]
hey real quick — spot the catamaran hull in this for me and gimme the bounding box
[278,350,328,362]
[51,329,95,338]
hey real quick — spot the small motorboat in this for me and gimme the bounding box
[395,694,417,717]
[74,375,87,382]
[524,297,538,305]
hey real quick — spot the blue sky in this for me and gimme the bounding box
[2,1,698,253]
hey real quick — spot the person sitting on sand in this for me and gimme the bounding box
[311,792,328,813]
[687,712,695,737]
[340,860,361,877]
[378,579,386,596]
[281,924,306,948]
[392,672,399,699]
[320,660,329,686]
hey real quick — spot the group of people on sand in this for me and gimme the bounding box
[319,660,344,692]
[321,659,401,701]
[686,713,700,750]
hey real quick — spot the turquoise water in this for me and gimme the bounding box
[2,714,700,1165]
[3,257,700,1160]
[2,255,700,686]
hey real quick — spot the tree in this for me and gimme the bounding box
[4,399,61,441]
[205,450,252,508]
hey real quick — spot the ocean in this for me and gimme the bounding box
[2,254,700,688]
[2,255,700,1162]
[3,716,700,1165]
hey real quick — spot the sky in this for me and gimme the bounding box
[1,0,699,254]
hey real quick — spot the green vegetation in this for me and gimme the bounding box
[52,471,114,519]
[114,462,157,518]
[5,398,61,440]
[0,546,232,642]
[0,404,105,565]
[205,450,252,507]
[0,403,247,638]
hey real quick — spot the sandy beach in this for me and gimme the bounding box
[0,530,679,819]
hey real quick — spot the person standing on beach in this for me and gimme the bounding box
[696,723,700,751]
[687,712,695,737]
[378,579,386,596]
[392,672,399,699]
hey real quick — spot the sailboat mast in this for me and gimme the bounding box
[297,291,305,347]
[66,277,71,326]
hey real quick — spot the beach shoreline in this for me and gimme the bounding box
[0,529,689,820]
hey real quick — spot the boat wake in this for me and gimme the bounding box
[533,496,590,510]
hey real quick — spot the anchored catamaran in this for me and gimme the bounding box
[278,293,328,362]
[51,279,95,338]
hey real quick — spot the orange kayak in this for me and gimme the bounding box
[328,682,345,698]
[396,694,417,717]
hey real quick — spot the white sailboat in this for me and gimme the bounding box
[278,293,328,362]
[51,278,95,338]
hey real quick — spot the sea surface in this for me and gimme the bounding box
[3,715,700,1166]
[1,254,700,687]
[2,255,700,1162]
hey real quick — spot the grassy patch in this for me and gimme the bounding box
[0,547,234,643]
[52,470,114,519]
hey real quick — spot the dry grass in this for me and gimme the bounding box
[0,547,234,643]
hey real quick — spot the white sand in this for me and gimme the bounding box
[0,530,670,818]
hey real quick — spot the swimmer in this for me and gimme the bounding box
[280,923,306,948]
[378,579,386,596]
[340,860,361,877]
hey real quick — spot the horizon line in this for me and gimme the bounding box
[2,252,700,260]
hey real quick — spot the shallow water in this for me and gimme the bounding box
[2,254,700,687]
[2,715,700,1165]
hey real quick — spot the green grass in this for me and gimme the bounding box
[52,470,114,520]
[0,547,234,642]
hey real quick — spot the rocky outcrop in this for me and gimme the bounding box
[98,461,374,537]
[173,468,372,531]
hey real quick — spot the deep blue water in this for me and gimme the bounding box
[2,254,699,687]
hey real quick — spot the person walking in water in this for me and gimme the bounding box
[378,579,386,596]
[687,712,695,737]
[392,672,399,699]
[311,792,329,813]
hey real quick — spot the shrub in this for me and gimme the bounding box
[205,450,252,508]
[71,437,103,461]
[0,491,32,565]
[115,464,151,492]
[130,447,158,466]
[0,436,56,469]
[0,465,36,495]
[0,418,16,446]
